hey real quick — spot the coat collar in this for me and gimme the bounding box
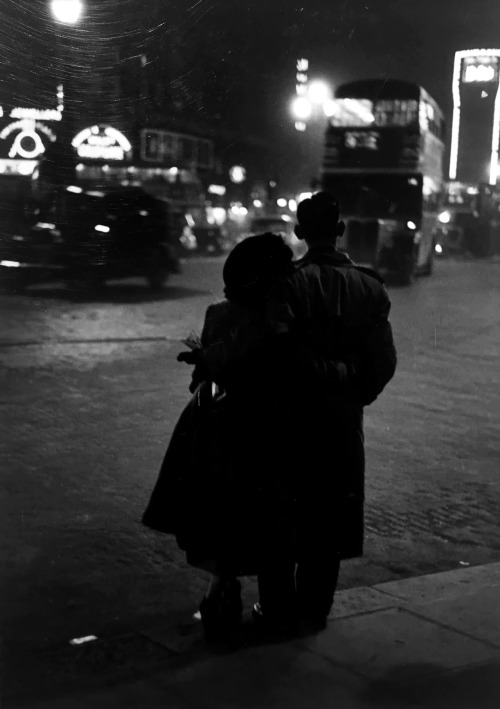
[297,243,354,267]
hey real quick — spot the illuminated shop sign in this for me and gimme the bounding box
[0,106,63,122]
[10,107,63,121]
[462,57,498,84]
[72,125,132,161]
[294,57,309,131]
[450,49,500,185]
[141,129,213,169]
[0,119,57,160]
[0,159,38,176]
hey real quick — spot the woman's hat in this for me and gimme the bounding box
[223,233,293,302]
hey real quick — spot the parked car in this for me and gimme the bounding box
[240,214,307,259]
[175,213,228,256]
[1,185,181,290]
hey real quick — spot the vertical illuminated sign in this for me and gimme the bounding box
[449,49,500,185]
[295,58,309,131]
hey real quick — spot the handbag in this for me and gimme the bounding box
[141,380,231,539]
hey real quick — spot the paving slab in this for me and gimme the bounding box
[409,586,500,649]
[373,563,500,604]
[409,660,500,709]
[299,606,500,682]
[330,585,401,619]
[4,675,185,709]
[151,641,404,709]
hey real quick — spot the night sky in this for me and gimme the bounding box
[191,0,500,124]
[1,0,499,185]
[2,1,500,113]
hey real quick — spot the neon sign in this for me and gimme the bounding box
[0,119,57,160]
[462,57,498,84]
[0,159,38,176]
[295,58,309,131]
[10,107,62,122]
[72,125,132,161]
[450,49,500,184]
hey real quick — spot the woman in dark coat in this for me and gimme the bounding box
[142,234,298,640]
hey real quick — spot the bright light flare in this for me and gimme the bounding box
[51,0,84,24]
[69,635,97,646]
[323,99,337,117]
[211,207,227,225]
[35,222,56,230]
[95,224,110,233]
[308,80,331,105]
[438,211,451,224]
[208,184,226,196]
[407,221,417,230]
[291,96,312,121]
[277,198,287,208]
[0,260,21,268]
[435,243,443,254]
[229,165,246,184]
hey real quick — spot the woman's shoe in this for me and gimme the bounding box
[199,580,242,643]
[219,579,243,624]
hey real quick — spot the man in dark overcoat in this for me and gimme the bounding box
[256,191,397,631]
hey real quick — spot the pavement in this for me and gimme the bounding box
[5,562,500,708]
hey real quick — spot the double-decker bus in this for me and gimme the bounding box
[321,79,445,283]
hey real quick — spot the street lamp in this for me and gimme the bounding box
[291,81,333,129]
[50,0,83,24]
[308,80,331,105]
[42,0,84,185]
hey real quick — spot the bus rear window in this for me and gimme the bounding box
[329,99,418,128]
[374,100,418,127]
[322,175,423,218]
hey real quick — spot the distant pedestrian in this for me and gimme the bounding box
[253,191,397,632]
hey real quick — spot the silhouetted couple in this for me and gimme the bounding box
[143,191,397,642]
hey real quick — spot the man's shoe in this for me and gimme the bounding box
[299,611,328,632]
[251,602,299,638]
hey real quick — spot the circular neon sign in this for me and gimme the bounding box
[9,129,45,159]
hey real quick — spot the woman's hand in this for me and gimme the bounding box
[177,349,202,365]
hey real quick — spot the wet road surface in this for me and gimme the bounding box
[1,256,499,656]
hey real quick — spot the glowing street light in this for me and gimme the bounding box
[322,99,337,117]
[308,80,331,105]
[50,0,83,24]
[291,96,313,121]
[229,165,246,184]
[45,0,84,186]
